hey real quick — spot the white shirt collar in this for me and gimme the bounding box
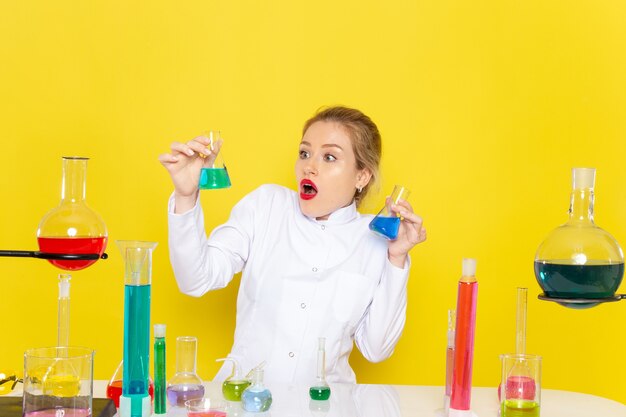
[303,200,359,225]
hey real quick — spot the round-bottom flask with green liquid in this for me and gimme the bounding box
[223,379,251,401]
[309,386,331,401]
[216,357,251,401]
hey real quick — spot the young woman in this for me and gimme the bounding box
[159,106,426,384]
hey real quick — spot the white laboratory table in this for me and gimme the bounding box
[10,380,626,416]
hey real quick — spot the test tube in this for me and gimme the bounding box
[450,258,478,417]
[444,309,456,413]
[153,324,166,414]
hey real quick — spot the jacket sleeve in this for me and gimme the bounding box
[353,258,410,362]
[167,191,257,297]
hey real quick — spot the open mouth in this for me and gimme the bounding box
[300,179,318,200]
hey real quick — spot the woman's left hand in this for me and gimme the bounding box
[387,198,427,268]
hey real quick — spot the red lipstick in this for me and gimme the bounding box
[300,179,318,200]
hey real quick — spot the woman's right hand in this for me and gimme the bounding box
[159,134,222,212]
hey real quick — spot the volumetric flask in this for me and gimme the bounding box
[23,346,93,417]
[534,168,624,308]
[37,156,108,270]
[167,336,204,407]
[199,131,231,190]
[369,185,410,240]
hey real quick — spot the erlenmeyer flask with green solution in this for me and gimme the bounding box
[199,130,232,190]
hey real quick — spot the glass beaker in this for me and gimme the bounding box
[369,185,410,240]
[37,156,108,270]
[198,130,231,190]
[23,346,93,417]
[500,354,541,417]
[534,168,624,308]
[167,336,205,407]
[118,240,157,417]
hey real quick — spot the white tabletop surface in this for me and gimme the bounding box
[10,380,626,417]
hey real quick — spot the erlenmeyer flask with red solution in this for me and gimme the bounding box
[37,156,107,270]
[106,360,154,408]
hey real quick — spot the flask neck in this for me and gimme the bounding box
[568,189,594,223]
[316,349,326,380]
[176,338,198,374]
[250,368,265,388]
[61,157,88,203]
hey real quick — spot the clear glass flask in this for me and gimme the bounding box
[369,185,410,240]
[241,367,272,412]
[199,130,231,190]
[309,337,331,401]
[216,357,250,401]
[166,336,205,407]
[106,360,154,409]
[37,156,108,270]
[534,168,624,308]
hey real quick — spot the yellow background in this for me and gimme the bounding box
[2,0,626,405]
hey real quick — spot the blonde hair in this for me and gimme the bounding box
[303,106,381,207]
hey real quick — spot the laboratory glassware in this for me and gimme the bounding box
[535,168,624,308]
[450,258,478,417]
[500,354,541,417]
[499,288,535,402]
[369,185,410,240]
[444,309,455,413]
[23,346,93,416]
[106,360,154,409]
[154,324,167,414]
[241,367,272,412]
[309,337,331,401]
[199,130,231,190]
[118,240,157,417]
[37,156,108,270]
[58,274,71,347]
[216,357,250,401]
[185,398,227,417]
[167,336,205,407]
